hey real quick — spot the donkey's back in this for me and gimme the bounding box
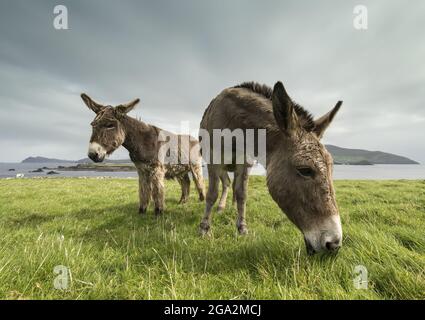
[200,85,275,135]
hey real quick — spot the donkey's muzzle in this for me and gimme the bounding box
[88,142,106,163]
[304,234,342,255]
[304,237,316,255]
[88,151,104,163]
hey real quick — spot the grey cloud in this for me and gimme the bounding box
[0,0,424,162]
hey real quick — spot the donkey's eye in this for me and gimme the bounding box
[106,124,115,129]
[296,167,315,178]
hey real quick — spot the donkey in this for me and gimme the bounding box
[81,94,205,215]
[199,81,343,254]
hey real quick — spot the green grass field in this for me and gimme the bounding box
[0,177,424,299]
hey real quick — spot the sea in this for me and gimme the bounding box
[1,162,425,180]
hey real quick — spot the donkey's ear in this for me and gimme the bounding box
[272,82,298,136]
[313,101,342,139]
[115,98,140,114]
[81,93,105,114]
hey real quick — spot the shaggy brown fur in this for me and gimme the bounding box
[199,82,343,254]
[233,82,316,132]
[81,94,205,215]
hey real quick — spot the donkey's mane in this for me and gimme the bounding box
[234,82,316,132]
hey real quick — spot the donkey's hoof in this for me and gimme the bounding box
[154,208,163,216]
[200,228,211,237]
[199,222,210,236]
[199,194,205,202]
[217,206,225,213]
[238,225,249,235]
[139,207,147,215]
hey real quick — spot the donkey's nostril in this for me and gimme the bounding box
[325,239,341,251]
[88,151,99,162]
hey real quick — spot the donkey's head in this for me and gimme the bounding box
[266,82,342,254]
[81,93,140,162]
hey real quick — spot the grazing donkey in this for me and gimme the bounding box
[199,82,343,254]
[81,94,205,215]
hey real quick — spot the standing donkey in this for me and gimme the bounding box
[81,94,205,215]
[199,82,343,254]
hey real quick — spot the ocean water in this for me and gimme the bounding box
[0,162,138,179]
[1,162,425,180]
[332,164,425,180]
[250,164,425,179]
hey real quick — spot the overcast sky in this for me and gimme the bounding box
[0,0,424,163]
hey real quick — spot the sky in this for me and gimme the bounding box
[0,0,424,163]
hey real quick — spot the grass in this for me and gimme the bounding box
[0,177,424,299]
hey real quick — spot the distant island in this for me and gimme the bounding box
[56,163,136,172]
[21,156,74,164]
[22,156,131,164]
[20,145,419,170]
[326,145,419,165]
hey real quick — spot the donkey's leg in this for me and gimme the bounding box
[199,165,220,235]
[137,169,151,214]
[177,173,191,204]
[177,177,185,203]
[151,165,166,216]
[232,176,236,207]
[234,165,250,235]
[217,172,231,212]
[190,163,206,201]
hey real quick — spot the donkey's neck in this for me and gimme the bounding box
[120,115,157,162]
[261,130,287,170]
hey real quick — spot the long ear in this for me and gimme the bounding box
[115,98,140,114]
[272,81,298,136]
[81,93,105,114]
[313,101,342,139]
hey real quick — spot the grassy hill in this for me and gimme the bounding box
[21,156,73,164]
[21,156,131,164]
[326,145,419,165]
[0,177,424,299]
